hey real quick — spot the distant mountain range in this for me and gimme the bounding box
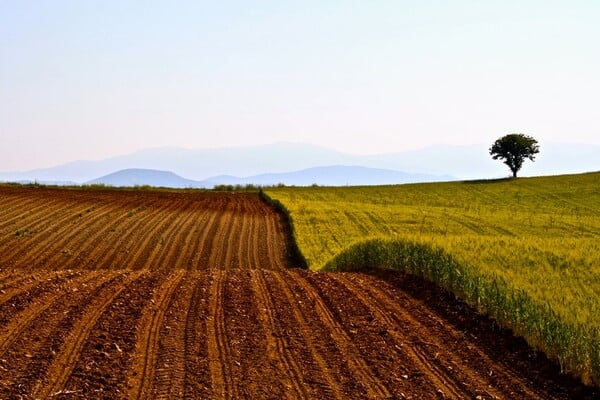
[86,169,201,188]
[0,142,598,187]
[83,166,452,188]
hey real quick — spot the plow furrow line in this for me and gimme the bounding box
[208,212,233,269]
[286,271,391,399]
[342,273,543,399]
[32,270,144,398]
[90,200,175,269]
[171,207,213,270]
[249,213,261,269]
[183,273,211,398]
[0,195,64,222]
[0,271,17,286]
[206,270,237,399]
[331,274,471,400]
[150,275,196,399]
[0,271,118,395]
[223,211,241,269]
[185,208,214,271]
[237,211,250,269]
[249,270,307,399]
[0,193,35,217]
[176,208,211,271]
[265,215,288,269]
[0,271,97,358]
[59,271,161,396]
[265,270,346,399]
[128,203,185,269]
[0,200,99,266]
[46,197,163,270]
[127,270,186,400]
[0,196,58,231]
[39,202,143,270]
[0,271,74,327]
[0,271,65,306]
[151,206,204,270]
[192,209,220,270]
[5,201,120,269]
[263,212,278,268]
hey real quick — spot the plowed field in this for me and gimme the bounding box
[0,186,595,399]
[0,187,292,271]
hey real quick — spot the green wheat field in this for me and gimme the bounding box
[264,171,600,384]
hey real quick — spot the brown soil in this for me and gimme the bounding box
[0,185,596,399]
[0,186,296,271]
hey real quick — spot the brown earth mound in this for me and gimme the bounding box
[0,185,596,399]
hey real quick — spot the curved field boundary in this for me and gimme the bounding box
[333,272,547,398]
[334,274,475,398]
[323,238,600,386]
[259,190,308,268]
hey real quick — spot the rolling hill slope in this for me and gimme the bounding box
[0,185,594,397]
[265,171,600,385]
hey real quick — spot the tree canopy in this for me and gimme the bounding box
[489,134,540,178]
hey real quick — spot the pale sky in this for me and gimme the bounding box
[1,1,599,171]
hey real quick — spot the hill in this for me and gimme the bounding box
[1,142,598,184]
[86,168,201,188]
[68,166,452,188]
[201,165,452,187]
[264,171,600,385]
[0,186,591,396]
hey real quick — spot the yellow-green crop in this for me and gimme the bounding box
[264,172,600,384]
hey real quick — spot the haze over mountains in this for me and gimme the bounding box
[84,166,451,188]
[1,142,598,188]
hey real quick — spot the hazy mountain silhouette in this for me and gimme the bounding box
[201,166,453,187]
[86,169,200,188]
[0,142,598,184]
[83,166,452,188]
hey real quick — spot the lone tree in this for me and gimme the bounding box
[489,133,540,178]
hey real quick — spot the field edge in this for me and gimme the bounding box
[320,237,599,387]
